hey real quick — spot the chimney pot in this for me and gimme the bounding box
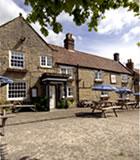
[126,59,134,71]
[64,33,74,50]
[19,13,22,17]
[114,53,119,61]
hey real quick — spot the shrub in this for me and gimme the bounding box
[32,96,49,111]
[57,99,69,109]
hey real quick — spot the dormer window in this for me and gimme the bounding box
[95,71,103,82]
[9,51,24,69]
[122,74,128,83]
[40,55,53,68]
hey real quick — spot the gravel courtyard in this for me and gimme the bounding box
[1,108,140,160]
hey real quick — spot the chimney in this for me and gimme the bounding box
[114,53,120,62]
[19,13,22,17]
[64,33,74,50]
[126,59,134,71]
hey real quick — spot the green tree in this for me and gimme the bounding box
[25,0,139,36]
[137,42,140,46]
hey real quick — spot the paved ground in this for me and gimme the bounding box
[0,108,140,160]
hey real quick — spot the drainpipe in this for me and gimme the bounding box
[46,83,50,111]
[64,81,68,108]
[75,64,79,106]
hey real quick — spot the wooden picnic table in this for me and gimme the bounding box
[12,104,36,112]
[0,104,15,136]
[0,104,14,115]
[91,100,121,118]
[117,98,138,109]
[0,114,15,136]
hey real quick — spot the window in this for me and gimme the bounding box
[110,74,117,84]
[60,67,73,79]
[40,56,53,68]
[7,82,26,100]
[67,86,73,97]
[61,86,73,98]
[9,51,24,69]
[61,68,67,74]
[122,74,128,83]
[95,71,103,82]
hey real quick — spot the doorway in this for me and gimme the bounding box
[49,85,56,109]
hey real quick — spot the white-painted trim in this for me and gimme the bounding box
[9,50,25,69]
[40,55,52,68]
[7,81,27,101]
[60,66,73,79]
[42,78,67,82]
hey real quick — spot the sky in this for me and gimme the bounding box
[0,0,140,68]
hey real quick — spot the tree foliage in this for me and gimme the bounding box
[25,0,140,36]
[137,42,140,46]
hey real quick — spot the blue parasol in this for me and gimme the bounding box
[133,92,140,96]
[115,87,132,94]
[92,84,116,91]
[0,76,13,87]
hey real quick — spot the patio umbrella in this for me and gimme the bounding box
[115,87,132,94]
[92,84,116,91]
[0,76,13,87]
[133,92,140,96]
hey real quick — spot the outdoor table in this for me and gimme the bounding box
[117,98,131,109]
[13,104,36,112]
[0,104,14,115]
[0,104,15,136]
[91,100,121,117]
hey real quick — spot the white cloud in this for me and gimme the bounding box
[57,11,74,23]
[98,8,139,34]
[0,0,27,25]
[0,0,139,69]
[0,0,65,47]
[46,30,65,46]
[84,43,140,68]
[31,23,65,46]
[122,26,140,42]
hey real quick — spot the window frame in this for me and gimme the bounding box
[9,50,25,69]
[110,74,117,84]
[67,86,73,98]
[40,55,53,68]
[121,74,128,83]
[95,70,103,81]
[61,86,73,98]
[7,81,27,101]
[60,66,73,79]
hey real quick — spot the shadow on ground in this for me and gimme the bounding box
[75,112,102,118]
[19,156,39,160]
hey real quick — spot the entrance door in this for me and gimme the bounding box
[49,85,56,109]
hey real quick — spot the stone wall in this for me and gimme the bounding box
[0,16,58,101]
[78,68,133,101]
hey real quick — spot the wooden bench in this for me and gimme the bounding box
[101,106,122,118]
[0,104,14,115]
[125,102,137,109]
[0,114,15,136]
[13,104,36,112]
[91,100,121,118]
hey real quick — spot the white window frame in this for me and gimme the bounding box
[9,50,25,69]
[67,86,73,98]
[121,74,128,83]
[7,81,27,101]
[61,86,73,98]
[40,55,53,68]
[60,66,73,79]
[95,70,103,81]
[110,74,117,84]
